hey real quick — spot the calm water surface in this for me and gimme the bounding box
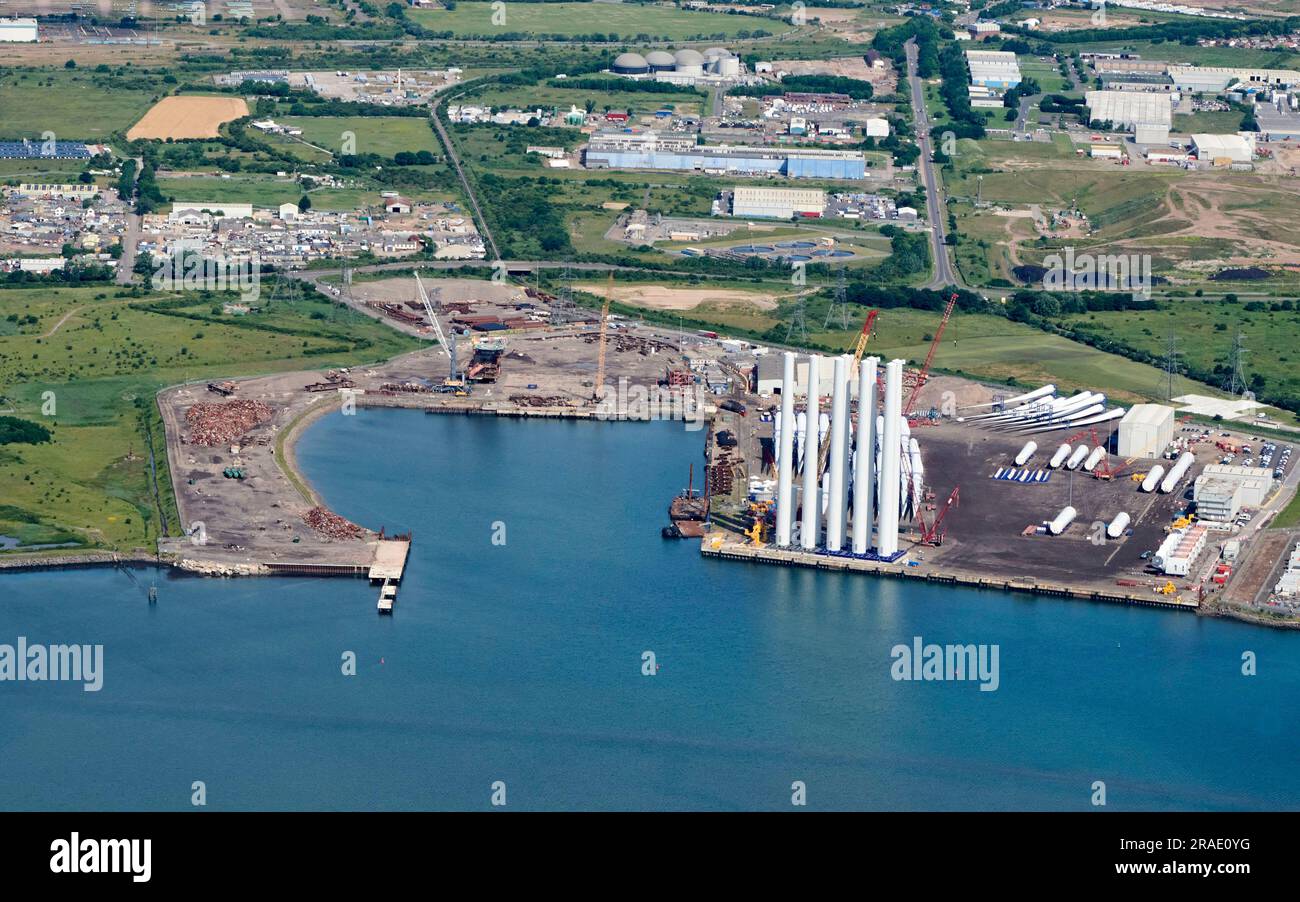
[1,409,1297,810]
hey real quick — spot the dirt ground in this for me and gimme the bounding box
[770,56,896,93]
[127,96,250,140]
[573,283,785,311]
[349,277,526,306]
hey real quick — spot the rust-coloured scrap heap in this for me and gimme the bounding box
[303,506,365,540]
[185,400,274,446]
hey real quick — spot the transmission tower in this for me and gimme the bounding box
[1158,328,1181,402]
[823,266,851,331]
[265,269,301,310]
[785,294,808,346]
[335,265,358,323]
[1225,329,1249,397]
[550,262,583,325]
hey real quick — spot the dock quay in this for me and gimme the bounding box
[700,536,1200,612]
[369,536,412,613]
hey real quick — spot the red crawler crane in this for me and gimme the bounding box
[918,486,959,546]
[904,292,958,424]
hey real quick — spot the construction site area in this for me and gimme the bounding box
[154,270,741,597]
[148,269,1300,623]
[693,298,1300,621]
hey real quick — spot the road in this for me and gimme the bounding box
[904,39,959,290]
[117,213,141,285]
[429,97,501,261]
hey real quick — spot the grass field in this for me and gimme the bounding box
[1174,109,1248,135]
[155,173,455,211]
[277,116,441,158]
[1017,56,1070,95]
[0,285,420,554]
[0,69,167,140]
[1056,298,1300,410]
[409,2,789,39]
[1064,40,1300,70]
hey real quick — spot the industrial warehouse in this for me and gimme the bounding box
[583,132,867,179]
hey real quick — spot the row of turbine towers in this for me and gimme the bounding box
[773,351,912,558]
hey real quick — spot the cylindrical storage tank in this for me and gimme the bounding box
[703,46,730,61]
[1066,445,1089,470]
[1048,505,1077,536]
[718,57,741,77]
[673,49,705,76]
[1014,441,1037,466]
[1160,451,1196,494]
[1049,444,1071,468]
[645,50,676,72]
[1106,512,1131,539]
[1082,445,1107,472]
[1140,464,1165,493]
[612,52,650,75]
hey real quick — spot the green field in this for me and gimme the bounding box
[410,2,789,39]
[277,116,441,158]
[0,284,420,554]
[0,69,168,140]
[156,172,456,212]
[1054,298,1300,411]
[1017,56,1070,95]
[1174,109,1248,135]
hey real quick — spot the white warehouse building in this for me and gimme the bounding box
[731,186,826,219]
[1169,65,1300,94]
[0,17,38,42]
[1191,133,1254,164]
[965,50,1021,89]
[1085,90,1172,129]
[1117,404,1175,459]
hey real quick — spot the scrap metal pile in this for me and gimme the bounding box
[303,506,365,540]
[509,394,572,407]
[185,400,274,446]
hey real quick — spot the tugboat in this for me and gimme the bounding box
[665,464,708,539]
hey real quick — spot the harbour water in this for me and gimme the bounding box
[2,408,1298,810]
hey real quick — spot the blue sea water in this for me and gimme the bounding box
[1,409,1298,810]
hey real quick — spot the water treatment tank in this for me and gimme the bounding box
[1049,444,1072,468]
[1015,441,1038,466]
[645,50,676,72]
[613,52,650,75]
[1048,505,1077,536]
[1106,511,1131,539]
[1140,464,1165,493]
[674,48,705,75]
[1066,445,1090,470]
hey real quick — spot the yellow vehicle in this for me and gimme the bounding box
[1158,581,1176,595]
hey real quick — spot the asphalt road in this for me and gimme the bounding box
[429,96,501,261]
[904,39,959,290]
